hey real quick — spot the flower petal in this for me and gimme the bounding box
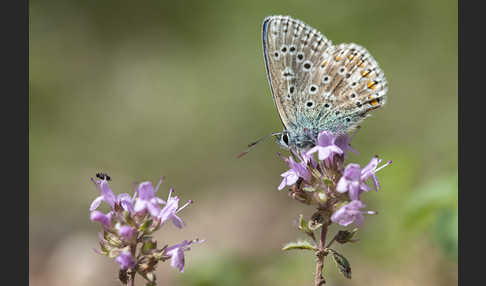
[90,196,103,211]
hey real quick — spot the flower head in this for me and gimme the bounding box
[331,200,376,227]
[90,174,202,283]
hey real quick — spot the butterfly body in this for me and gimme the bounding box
[262,16,388,150]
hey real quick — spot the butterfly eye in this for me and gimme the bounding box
[282,134,289,145]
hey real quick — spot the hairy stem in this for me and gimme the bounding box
[315,223,329,286]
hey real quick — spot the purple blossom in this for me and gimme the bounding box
[336,157,392,200]
[158,189,192,228]
[331,200,376,227]
[133,179,166,217]
[334,133,358,157]
[166,239,202,272]
[90,178,134,213]
[115,250,136,270]
[306,131,344,161]
[90,210,113,228]
[278,156,312,190]
[118,225,136,240]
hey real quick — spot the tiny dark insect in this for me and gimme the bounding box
[96,172,111,181]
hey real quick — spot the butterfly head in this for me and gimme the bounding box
[277,128,317,151]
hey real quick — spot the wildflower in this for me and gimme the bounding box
[90,178,133,213]
[133,179,166,217]
[278,156,311,190]
[158,189,192,228]
[336,157,392,200]
[118,225,136,241]
[306,131,344,161]
[90,174,202,285]
[115,250,136,270]
[166,239,202,272]
[90,210,112,229]
[330,200,376,227]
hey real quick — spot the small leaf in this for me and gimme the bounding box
[335,228,359,244]
[323,178,333,187]
[282,240,317,251]
[142,240,157,254]
[329,249,352,279]
[303,186,316,192]
[308,221,323,231]
[139,219,153,231]
[298,215,314,235]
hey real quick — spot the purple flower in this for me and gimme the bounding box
[334,133,358,157]
[90,210,113,228]
[336,157,392,200]
[118,225,136,240]
[306,131,343,161]
[158,189,192,228]
[331,200,376,227]
[90,178,134,213]
[278,156,311,190]
[133,179,166,217]
[166,239,202,272]
[115,250,135,270]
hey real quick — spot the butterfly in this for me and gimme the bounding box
[262,15,388,151]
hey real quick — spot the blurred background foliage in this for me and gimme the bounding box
[30,0,457,285]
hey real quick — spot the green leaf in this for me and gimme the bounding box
[142,240,157,254]
[139,219,153,231]
[298,215,314,236]
[308,221,322,231]
[335,228,359,244]
[323,178,333,187]
[282,240,317,251]
[328,249,352,279]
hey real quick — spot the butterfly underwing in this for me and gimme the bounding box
[262,15,388,151]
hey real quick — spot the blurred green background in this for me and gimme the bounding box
[30,0,457,285]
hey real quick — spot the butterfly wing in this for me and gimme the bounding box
[262,15,387,136]
[312,42,388,133]
[263,15,333,131]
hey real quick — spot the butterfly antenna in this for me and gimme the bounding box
[237,132,281,158]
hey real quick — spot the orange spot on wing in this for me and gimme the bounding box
[321,61,327,68]
[370,99,379,106]
[367,81,377,89]
[357,60,363,67]
[335,56,344,61]
[361,70,371,77]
